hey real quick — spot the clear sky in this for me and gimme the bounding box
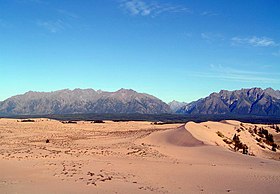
[0,0,279,103]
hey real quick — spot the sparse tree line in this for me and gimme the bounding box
[18,119,35,122]
[60,120,105,124]
[217,123,279,155]
[232,134,248,154]
[271,124,280,133]
[253,126,278,152]
[217,131,249,155]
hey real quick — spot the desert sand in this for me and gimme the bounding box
[0,118,280,194]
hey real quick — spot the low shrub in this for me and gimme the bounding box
[216,131,224,138]
[21,119,35,122]
[93,120,105,123]
[61,120,77,124]
[257,143,266,149]
[272,143,277,152]
[242,144,248,155]
[223,138,232,144]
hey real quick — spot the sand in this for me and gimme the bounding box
[0,118,280,193]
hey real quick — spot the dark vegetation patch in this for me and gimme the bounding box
[216,131,224,138]
[61,120,77,124]
[112,120,131,122]
[223,138,232,144]
[249,125,279,151]
[232,134,249,154]
[20,119,35,122]
[222,123,279,154]
[271,124,280,133]
[92,120,105,123]
[152,122,177,125]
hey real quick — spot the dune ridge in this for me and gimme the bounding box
[155,125,204,147]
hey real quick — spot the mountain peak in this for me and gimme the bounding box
[168,100,188,112]
[116,88,136,93]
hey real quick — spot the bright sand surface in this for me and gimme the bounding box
[0,118,280,194]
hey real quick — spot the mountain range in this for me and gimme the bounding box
[0,87,280,117]
[177,88,280,116]
[0,88,170,115]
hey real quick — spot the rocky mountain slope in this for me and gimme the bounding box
[177,88,280,116]
[0,88,171,115]
[168,100,188,112]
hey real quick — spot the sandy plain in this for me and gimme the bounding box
[0,118,280,194]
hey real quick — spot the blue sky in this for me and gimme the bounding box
[0,0,279,103]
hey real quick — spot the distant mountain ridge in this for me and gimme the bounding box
[177,88,280,116]
[0,87,280,117]
[0,88,171,115]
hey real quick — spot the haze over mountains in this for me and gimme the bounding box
[0,87,280,117]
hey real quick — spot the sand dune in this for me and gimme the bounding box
[0,118,280,193]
